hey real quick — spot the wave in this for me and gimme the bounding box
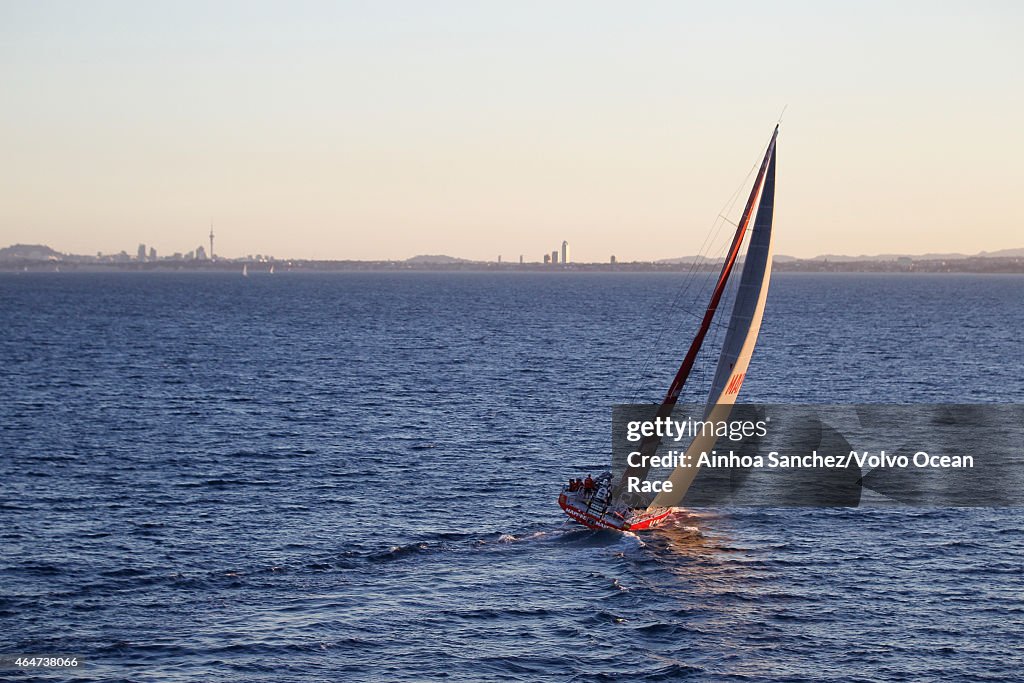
[173,478,278,488]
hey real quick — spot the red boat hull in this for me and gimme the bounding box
[558,492,672,532]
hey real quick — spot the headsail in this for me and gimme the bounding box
[649,130,777,507]
[613,126,779,506]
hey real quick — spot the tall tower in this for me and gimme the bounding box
[561,240,570,264]
[209,223,215,260]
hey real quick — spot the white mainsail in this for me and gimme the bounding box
[650,135,777,508]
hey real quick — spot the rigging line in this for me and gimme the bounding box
[634,148,765,405]
[627,236,729,404]
[658,196,747,346]
[661,300,742,329]
[625,235,725,402]
[625,206,740,404]
[633,167,752,359]
[625,233,728,403]
[622,154,760,405]
[668,163,756,305]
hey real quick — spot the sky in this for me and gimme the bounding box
[1,1,1022,261]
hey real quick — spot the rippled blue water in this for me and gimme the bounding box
[2,272,1023,682]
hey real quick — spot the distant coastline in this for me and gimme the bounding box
[2,244,1022,274]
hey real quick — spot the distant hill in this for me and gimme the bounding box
[810,252,969,262]
[405,254,469,264]
[658,254,801,264]
[660,249,1022,263]
[656,255,724,264]
[0,244,63,260]
[978,247,1024,258]
[807,249,1024,262]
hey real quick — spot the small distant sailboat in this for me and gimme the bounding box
[269,264,275,275]
[559,125,779,531]
[242,264,248,277]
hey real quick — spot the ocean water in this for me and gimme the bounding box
[2,271,1023,682]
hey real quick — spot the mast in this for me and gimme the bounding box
[615,126,778,503]
[649,130,778,508]
[662,127,778,407]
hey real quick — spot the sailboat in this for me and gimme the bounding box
[242,264,248,277]
[559,125,779,531]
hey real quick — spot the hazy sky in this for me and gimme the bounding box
[2,1,1022,261]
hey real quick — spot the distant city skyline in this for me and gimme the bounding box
[2,3,1023,261]
[6,238,1022,265]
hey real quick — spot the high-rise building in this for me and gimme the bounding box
[519,255,523,264]
[561,240,570,264]
[551,250,559,264]
[137,243,146,260]
[149,247,157,260]
[610,255,616,264]
[544,254,551,264]
[196,245,207,260]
